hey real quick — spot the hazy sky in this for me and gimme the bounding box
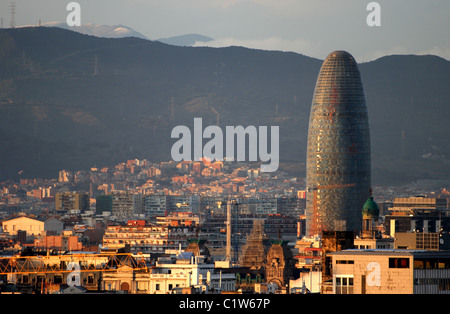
[1,0,449,62]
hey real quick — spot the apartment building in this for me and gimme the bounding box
[111,191,144,219]
[102,220,181,254]
[144,194,168,218]
[55,192,89,213]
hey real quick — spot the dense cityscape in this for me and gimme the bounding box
[0,1,449,301]
[1,142,449,295]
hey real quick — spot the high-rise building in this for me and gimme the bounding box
[55,191,89,213]
[96,194,113,214]
[144,194,168,218]
[305,50,371,236]
[111,191,144,219]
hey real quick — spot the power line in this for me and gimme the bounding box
[10,1,16,29]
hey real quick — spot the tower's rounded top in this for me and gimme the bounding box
[330,50,351,56]
[325,50,357,62]
[314,50,361,87]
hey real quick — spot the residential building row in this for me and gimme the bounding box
[2,214,450,294]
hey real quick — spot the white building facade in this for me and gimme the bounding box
[102,253,236,294]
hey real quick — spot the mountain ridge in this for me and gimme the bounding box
[0,27,449,186]
[41,22,150,40]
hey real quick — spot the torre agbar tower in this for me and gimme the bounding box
[305,50,371,237]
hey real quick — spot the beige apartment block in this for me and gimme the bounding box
[102,223,171,254]
[326,250,450,294]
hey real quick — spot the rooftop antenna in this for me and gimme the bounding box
[10,1,16,29]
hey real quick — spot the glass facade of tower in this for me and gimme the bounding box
[306,51,371,236]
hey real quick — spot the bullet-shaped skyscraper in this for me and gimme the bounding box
[306,51,371,236]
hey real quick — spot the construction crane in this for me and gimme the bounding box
[0,252,147,276]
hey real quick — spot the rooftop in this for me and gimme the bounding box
[329,249,450,258]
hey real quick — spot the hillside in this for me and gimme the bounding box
[0,27,449,185]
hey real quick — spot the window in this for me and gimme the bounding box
[87,275,95,285]
[336,260,354,264]
[439,279,450,291]
[324,256,332,276]
[389,258,410,268]
[54,275,63,284]
[335,276,354,294]
[155,284,160,291]
[138,282,147,291]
